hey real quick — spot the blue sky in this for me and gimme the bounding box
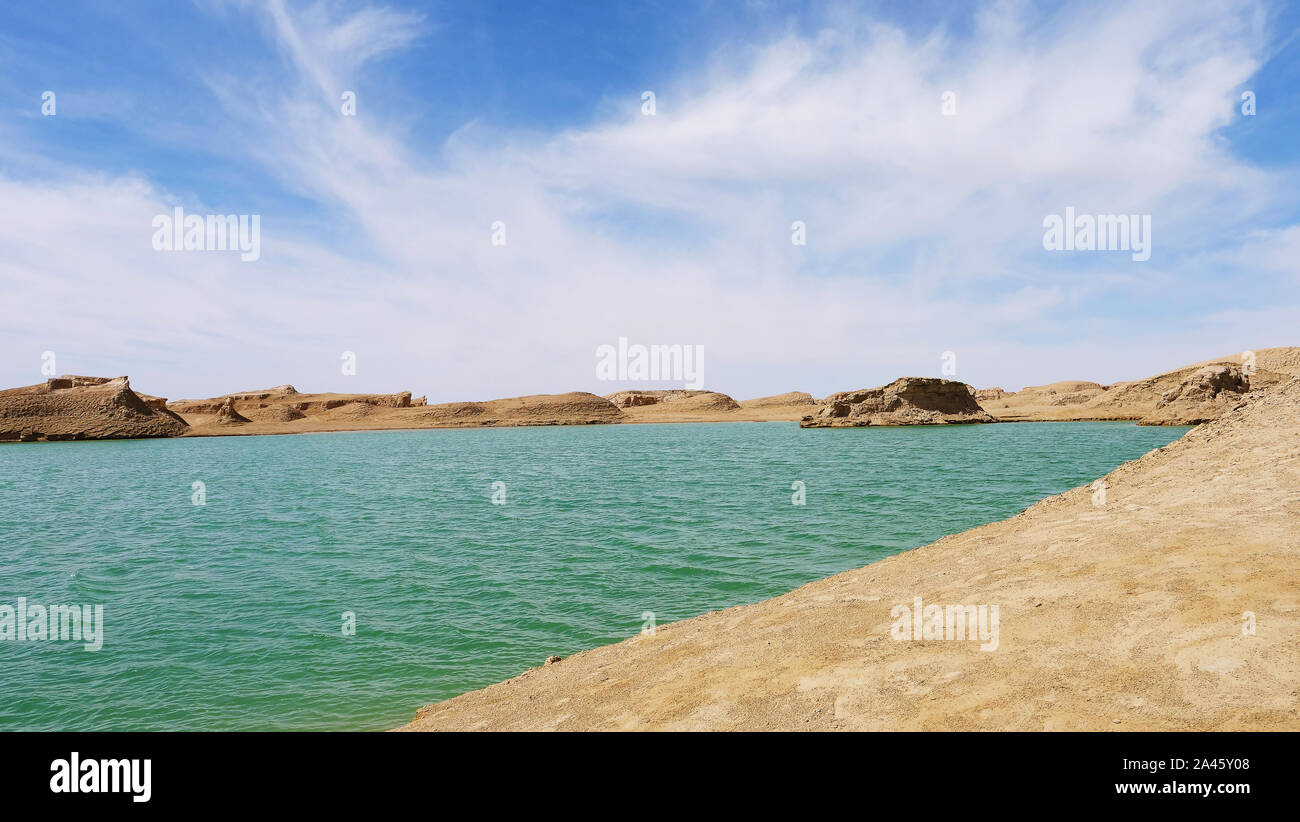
[1,0,1298,400]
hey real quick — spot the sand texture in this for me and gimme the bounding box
[983,347,1299,424]
[801,377,994,427]
[0,376,188,442]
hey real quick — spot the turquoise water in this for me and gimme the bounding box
[0,421,1189,731]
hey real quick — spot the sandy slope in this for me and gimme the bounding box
[172,388,623,436]
[614,390,817,424]
[399,378,1300,731]
[166,385,815,435]
[984,347,1299,423]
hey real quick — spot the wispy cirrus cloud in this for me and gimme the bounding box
[0,0,1295,400]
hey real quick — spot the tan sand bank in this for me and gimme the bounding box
[399,377,1300,731]
[611,390,817,424]
[7,347,1297,441]
[983,347,1300,424]
[170,386,623,436]
[170,385,816,435]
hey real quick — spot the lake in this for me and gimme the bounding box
[0,420,1190,730]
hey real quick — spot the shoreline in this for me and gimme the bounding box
[397,378,1300,731]
[0,414,1190,446]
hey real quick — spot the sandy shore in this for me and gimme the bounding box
[399,377,1300,731]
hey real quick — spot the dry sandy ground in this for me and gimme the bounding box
[9,348,1295,442]
[169,388,817,435]
[617,391,818,424]
[172,389,624,436]
[983,347,1300,423]
[399,378,1300,731]
[166,348,1298,436]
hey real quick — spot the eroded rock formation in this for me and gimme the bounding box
[0,376,189,442]
[801,377,994,427]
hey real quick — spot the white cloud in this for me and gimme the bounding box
[1,0,1295,401]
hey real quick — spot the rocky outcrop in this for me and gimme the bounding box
[608,391,662,407]
[264,405,306,422]
[0,376,189,442]
[213,398,251,425]
[1140,364,1251,425]
[1159,364,1248,403]
[800,377,994,427]
[605,390,741,411]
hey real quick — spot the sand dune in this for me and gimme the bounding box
[399,376,1300,731]
[602,389,823,424]
[742,391,816,408]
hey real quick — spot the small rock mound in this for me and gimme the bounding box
[1159,365,1248,404]
[1050,391,1101,406]
[322,402,379,420]
[1142,364,1252,425]
[605,390,741,411]
[607,391,663,408]
[213,398,251,425]
[264,405,306,422]
[801,377,994,427]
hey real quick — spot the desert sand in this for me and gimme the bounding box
[400,374,1300,731]
[982,347,1300,424]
